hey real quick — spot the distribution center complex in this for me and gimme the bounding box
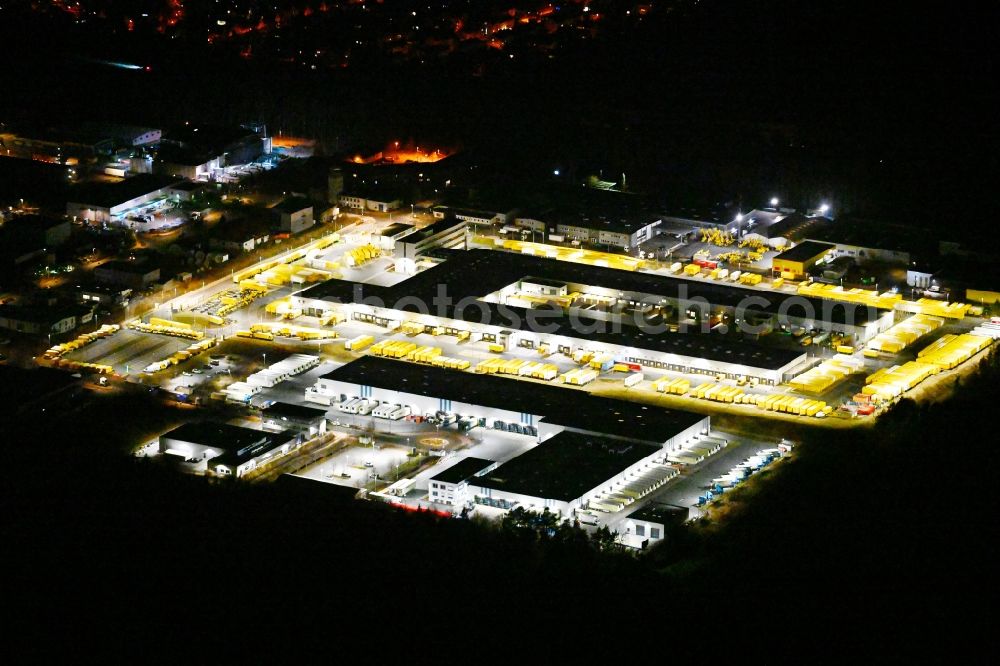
[293,249,892,385]
[310,356,711,516]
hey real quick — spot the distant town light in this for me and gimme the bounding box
[553,169,560,176]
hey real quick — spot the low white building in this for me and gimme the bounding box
[427,457,497,507]
[338,191,401,213]
[434,206,516,227]
[272,197,315,234]
[621,502,688,548]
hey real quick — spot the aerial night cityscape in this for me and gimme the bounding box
[2,0,995,659]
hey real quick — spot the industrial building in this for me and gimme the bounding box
[154,124,270,181]
[376,222,415,250]
[392,218,468,273]
[261,402,328,436]
[806,219,918,266]
[158,421,300,477]
[293,250,893,384]
[312,356,708,445]
[469,431,668,515]
[549,211,662,250]
[311,357,710,516]
[0,215,71,247]
[76,284,132,308]
[66,174,182,224]
[771,241,835,279]
[0,303,93,336]
[94,258,161,289]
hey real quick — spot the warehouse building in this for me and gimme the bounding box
[261,402,328,436]
[311,357,709,448]
[157,421,300,477]
[806,219,917,266]
[154,124,270,181]
[0,303,92,336]
[313,358,710,516]
[66,174,182,224]
[551,211,662,251]
[293,250,893,383]
[771,241,835,279]
[393,218,468,272]
[469,431,668,515]
[76,284,132,308]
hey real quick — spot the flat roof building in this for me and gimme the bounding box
[311,357,711,516]
[271,196,315,235]
[428,457,497,507]
[313,356,709,447]
[393,218,468,270]
[293,249,892,382]
[468,431,672,516]
[66,174,181,224]
[622,502,688,547]
[0,303,92,337]
[772,241,835,279]
[261,402,328,437]
[158,421,300,477]
[94,258,161,289]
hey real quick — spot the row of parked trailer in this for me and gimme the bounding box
[143,338,218,373]
[44,324,120,359]
[787,354,865,395]
[862,333,992,400]
[129,318,205,341]
[368,341,472,370]
[561,367,599,386]
[865,314,945,354]
[476,358,559,380]
[653,377,692,395]
[698,447,787,506]
[685,382,833,418]
[237,322,338,341]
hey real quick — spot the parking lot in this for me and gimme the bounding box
[65,328,191,375]
[295,442,411,488]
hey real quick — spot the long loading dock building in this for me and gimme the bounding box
[293,249,892,384]
[314,356,711,516]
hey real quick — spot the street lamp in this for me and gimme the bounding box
[770,197,779,207]
[819,203,830,215]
